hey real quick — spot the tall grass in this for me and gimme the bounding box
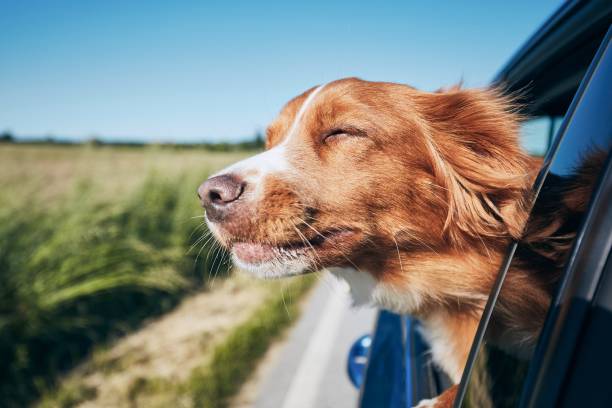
[0,157,230,406]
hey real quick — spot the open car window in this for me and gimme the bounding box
[456,23,612,408]
[519,116,562,157]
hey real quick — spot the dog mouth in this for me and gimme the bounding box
[231,229,357,265]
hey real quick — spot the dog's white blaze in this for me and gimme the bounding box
[283,83,326,144]
[211,84,326,187]
[212,144,290,184]
[206,84,328,278]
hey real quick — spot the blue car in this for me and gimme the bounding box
[348,1,612,406]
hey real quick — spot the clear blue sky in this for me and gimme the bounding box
[0,0,561,143]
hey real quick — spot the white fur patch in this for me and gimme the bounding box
[211,83,327,190]
[328,267,424,312]
[231,252,310,279]
[213,144,289,181]
[413,397,438,408]
[284,84,326,142]
[211,144,290,200]
[419,312,464,383]
[328,267,377,306]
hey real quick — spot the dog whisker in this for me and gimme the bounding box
[188,230,212,254]
[298,218,367,275]
[194,233,216,271]
[205,241,222,285]
[391,235,405,276]
[290,220,322,269]
[209,243,224,286]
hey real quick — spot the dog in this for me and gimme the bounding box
[198,77,597,407]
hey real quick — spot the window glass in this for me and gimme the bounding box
[519,116,563,157]
[520,117,551,156]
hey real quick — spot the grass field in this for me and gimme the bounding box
[0,144,313,407]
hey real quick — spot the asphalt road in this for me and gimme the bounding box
[253,276,377,408]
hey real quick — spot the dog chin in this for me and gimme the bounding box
[231,252,311,279]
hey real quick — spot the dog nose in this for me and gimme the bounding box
[198,174,245,216]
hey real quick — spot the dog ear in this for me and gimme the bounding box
[415,87,537,246]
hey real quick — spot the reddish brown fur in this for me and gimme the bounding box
[205,78,599,405]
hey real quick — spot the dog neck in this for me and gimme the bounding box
[328,247,501,383]
[330,245,500,315]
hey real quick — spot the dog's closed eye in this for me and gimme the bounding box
[321,127,367,144]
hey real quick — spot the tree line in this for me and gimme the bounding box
[0,131,265,151]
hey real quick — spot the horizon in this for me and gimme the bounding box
[1,0,560,143]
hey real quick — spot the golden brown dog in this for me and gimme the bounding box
[198,78,594,406]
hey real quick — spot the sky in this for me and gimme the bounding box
[0,0,561,143]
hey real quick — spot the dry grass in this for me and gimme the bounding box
[0,144,252,406]
[41,274,270,407]
[38,273,315,408]
[0,144,248,208]
[1,144,315,408]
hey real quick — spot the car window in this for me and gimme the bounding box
[458,31,612,408]
[519,116,562,157]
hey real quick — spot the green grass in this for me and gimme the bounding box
[0,145,248,407]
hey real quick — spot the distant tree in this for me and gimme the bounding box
[237,131,265,150]
[43,134,56,144]
[85,137,103,147]
[198,131,265,152]
[0,130,14,143]
[253,131,264,149]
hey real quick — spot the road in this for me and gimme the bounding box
[253,275,377,408]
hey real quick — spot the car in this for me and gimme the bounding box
[347,1,612,407]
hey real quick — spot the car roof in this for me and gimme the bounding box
[493,0,612,116]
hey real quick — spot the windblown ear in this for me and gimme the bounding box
[415,87,537,246]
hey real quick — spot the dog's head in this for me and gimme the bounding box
[199,78,533,288]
